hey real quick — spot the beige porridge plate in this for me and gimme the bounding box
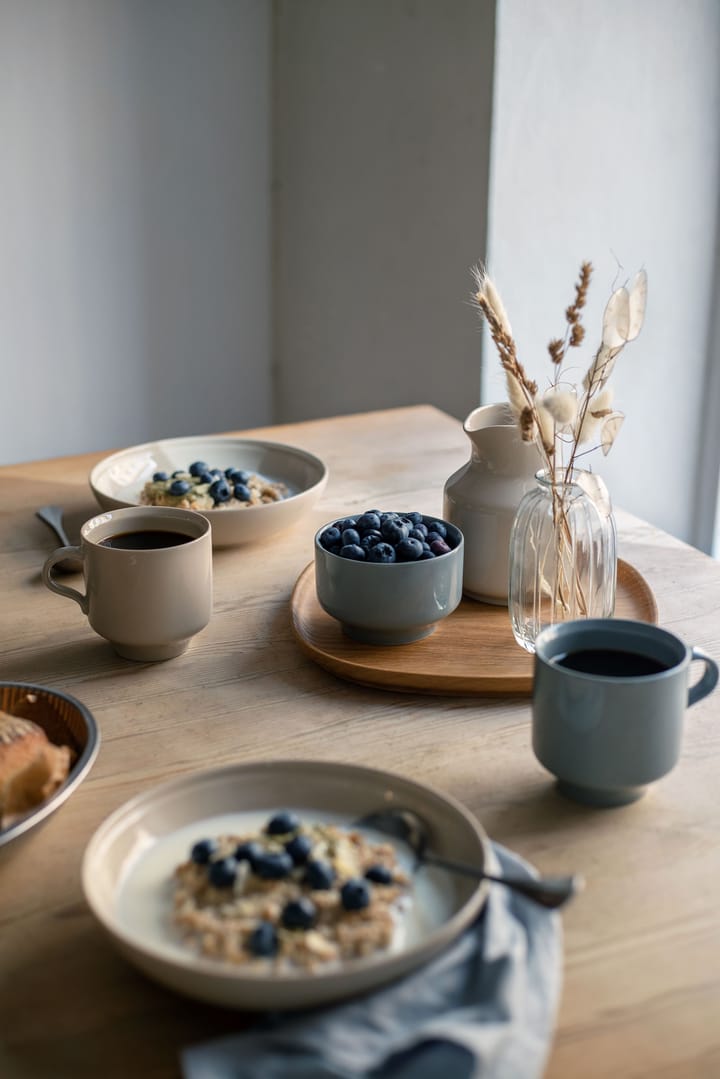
[89,435,328,547]
[81,759,490,1011]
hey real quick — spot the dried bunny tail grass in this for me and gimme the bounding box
[473,282,536,423]
[535,399,556,456]
[505,367,531,421]
[519,405,537,442]
[472,264,513,339]
[541,388,578,429]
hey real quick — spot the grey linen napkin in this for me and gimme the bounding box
[181,843,563,1079]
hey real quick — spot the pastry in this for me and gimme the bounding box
[0,710,72,827]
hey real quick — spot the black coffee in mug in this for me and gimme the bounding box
[553,648,670,678]
[100,530,193,551]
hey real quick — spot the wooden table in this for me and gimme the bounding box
[2,406,719,1079]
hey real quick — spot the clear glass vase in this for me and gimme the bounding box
[508,469,617,652]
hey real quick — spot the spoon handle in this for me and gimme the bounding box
[423,852,583,910]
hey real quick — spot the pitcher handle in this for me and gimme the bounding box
[688,647,719,706]
[42,547,88,613]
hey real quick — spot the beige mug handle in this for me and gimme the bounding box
[42,547,88,613]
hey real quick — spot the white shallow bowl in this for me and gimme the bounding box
[89,436,328,547]
[82,759,489,1011]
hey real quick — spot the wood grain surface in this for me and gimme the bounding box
[1,405,720,1079]
[290,558,658,695]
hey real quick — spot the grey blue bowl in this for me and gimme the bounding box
[314,517,464,645]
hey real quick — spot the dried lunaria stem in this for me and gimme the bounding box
[472,261,647,480]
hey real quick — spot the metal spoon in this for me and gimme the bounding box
[36,505,83,573]
[357,807,583,910]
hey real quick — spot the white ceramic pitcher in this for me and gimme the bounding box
[443,402,542,605]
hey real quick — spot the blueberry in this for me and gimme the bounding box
[341,528,361,547]
[428,520,447,539]
[234,483,252,502]
[304,859,336,890]
[419,549,436,560]
[381,518,409,545]
[152,470,169,482]
[367,542,396,564]
[281,897,317,930]
[209,478,231,503]
[426,530,443,545]
[226,468,251,483]
[396,537,423,562]
[340,878,371,911]
[248,920,278,957]
[208,856,238,888]
[169,479,191,496]
[188,461,210,477]
[197,470,214,485]
[253,851,294,880]
[235,840,263,865]
[339,544,366,560]
[334,517,357,531]
[404,511,424,526]
[430,538,451,556]
[266,810,300,835]
[365,864,393,884]
[190,838,218,865]
[359,531,383,550]
[356,512,381,533]
[409,525,427,541]
[320,526,342,550]
[285,833,313,865]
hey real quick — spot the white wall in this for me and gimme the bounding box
[484,0,720,544]
[0,0,271,465]
[2,0,718,551]
[272,0,496,423]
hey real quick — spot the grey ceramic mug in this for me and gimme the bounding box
[532,618,718,807]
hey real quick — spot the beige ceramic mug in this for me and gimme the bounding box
[42,506,213,662]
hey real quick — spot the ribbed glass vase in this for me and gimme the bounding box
[508,469,617,653]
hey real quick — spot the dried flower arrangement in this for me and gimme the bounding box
[471,261,647,641]
[472,261,647,501]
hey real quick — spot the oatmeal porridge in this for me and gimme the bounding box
[171,811,410,970]
[141,460,287,511]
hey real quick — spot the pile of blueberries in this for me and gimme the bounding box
[318,510,457,563]
[153,461,258,506]
[189,810,396,959]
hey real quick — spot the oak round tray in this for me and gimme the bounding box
[290,560,658,696]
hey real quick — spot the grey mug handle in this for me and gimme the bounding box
[688,647,719,706]
[42,547,88,613]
